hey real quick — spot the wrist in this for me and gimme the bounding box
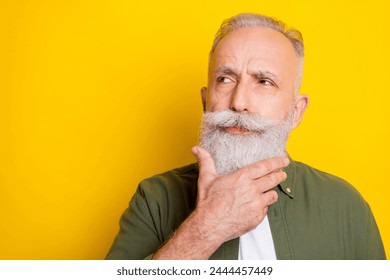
[188,207,227,247]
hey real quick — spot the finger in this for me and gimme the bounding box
[252,191,278,227]
[191,146,217,177]
[260,190,279,207]
[245,156,289,180]
[253,170,287,193]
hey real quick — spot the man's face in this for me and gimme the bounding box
[205,26,300,125]
[199,26,308,175]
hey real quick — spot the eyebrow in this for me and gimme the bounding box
[214,66,280,84]
[252,70,280,84]
[214,66,238,76]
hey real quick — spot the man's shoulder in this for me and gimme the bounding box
[292,160,365,203]
[136,163,199,200]
[293,160,352,186]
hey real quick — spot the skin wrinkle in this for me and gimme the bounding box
[214,66,281,88]
[209,13,305,94]
[205,27,302,120]
[210,29,302,95]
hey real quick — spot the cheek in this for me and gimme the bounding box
[252,96,293,120]
[206,92,231,112]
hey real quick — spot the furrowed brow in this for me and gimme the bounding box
[214,66,239,76]
[252,71,280,84]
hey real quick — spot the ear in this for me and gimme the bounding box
[201,87,207,112]
[290,94,309,130]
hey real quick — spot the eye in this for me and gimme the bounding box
[217,76,233,84]
[258,79,276,87]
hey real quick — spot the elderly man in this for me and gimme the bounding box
[106,13,386,260]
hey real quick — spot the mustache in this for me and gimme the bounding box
[202,110,284,133]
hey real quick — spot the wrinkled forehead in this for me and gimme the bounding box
[209,26,302,92]
[210,26,299,69]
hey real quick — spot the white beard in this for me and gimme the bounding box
[200,109,293,175]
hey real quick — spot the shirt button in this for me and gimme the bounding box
[286,187,291,193]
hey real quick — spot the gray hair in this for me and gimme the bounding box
[210,13,304,93]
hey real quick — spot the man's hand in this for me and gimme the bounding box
[153,146,289,259]
[192,146,289,243]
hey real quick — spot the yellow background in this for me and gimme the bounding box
[0,0,389,259]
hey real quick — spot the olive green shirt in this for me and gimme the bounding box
[106,160,386,259]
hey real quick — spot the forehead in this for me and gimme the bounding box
[210,26,299,77]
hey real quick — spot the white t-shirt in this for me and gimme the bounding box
[238,215,277,260]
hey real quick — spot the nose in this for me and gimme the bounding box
[230,81,250,112]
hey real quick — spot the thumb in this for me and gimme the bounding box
[191,146,217,177]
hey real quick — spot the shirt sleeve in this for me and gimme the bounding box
[364,203,386,259]
[105,183,162,260]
